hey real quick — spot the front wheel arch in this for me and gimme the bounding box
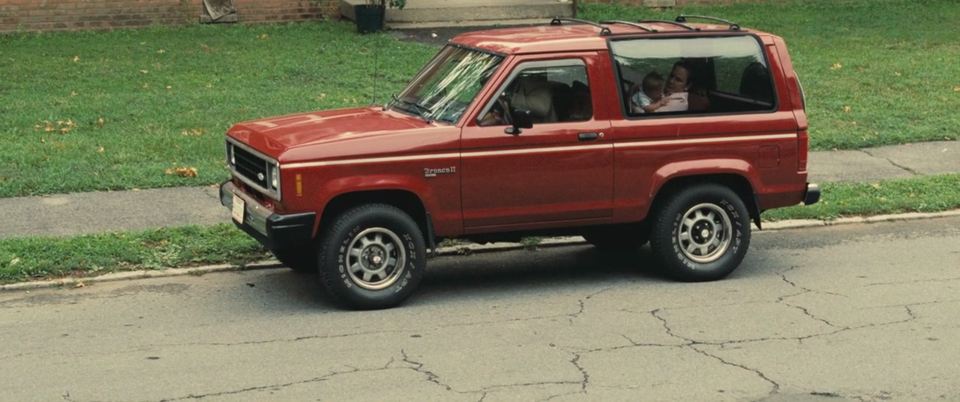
[320,189,434,249]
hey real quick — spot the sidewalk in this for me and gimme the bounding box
[0,141,956,240]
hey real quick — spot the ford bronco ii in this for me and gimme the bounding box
[220,16,820,309]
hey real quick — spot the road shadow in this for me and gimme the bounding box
[251,244,671,310]
[418,245,667,300]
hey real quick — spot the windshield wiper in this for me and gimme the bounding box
[390,94,434,123]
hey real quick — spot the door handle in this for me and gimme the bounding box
[578,132,603,141]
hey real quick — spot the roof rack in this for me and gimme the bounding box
[675,15,741,31]
[599,20,658,33]
[550,17,612,36]
[637,19,698,31]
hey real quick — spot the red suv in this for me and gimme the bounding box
[220,16,820,309]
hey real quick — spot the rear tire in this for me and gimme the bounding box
[649,184,750,281]
[317,204,426,310]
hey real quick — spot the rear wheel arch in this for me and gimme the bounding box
[650,173,761,228]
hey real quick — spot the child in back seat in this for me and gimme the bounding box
[631,71,669,114]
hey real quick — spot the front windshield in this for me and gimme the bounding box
[392,46,502,124]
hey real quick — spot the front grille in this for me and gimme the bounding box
[233,145,268,188]
[227,139,280,200]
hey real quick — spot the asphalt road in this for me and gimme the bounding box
[2,217,959,401]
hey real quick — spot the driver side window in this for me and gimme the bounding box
[479,61,593,127]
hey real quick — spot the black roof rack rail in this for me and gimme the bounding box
[675,15,741,31]
[599,20,658,33]
[636,19,699,31]
[550,17,613,36]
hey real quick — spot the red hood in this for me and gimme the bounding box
[227,107,440,160]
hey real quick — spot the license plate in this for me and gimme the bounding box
[232,194,245,223]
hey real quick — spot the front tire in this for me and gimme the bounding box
[317,204,426,310]
[649,184,751,281]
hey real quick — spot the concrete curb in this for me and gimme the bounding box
[0,261,283,291]
[3,209,959,292]
[760,209,960,231]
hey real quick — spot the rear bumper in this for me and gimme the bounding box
[219,181,315,250]
[803,183,821,205]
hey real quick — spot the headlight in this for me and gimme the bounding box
[270,165,280,190]
[226,142,235,166]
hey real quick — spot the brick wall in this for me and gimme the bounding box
[0,0,340,33]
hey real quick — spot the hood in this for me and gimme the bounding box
[227,107,441,160]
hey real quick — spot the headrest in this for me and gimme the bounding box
[512,78,553,119]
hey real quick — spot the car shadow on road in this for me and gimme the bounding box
[413,245,669,303]
[250,245,670,310]
[237,243,773,311]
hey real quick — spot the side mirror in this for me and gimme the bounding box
[505,109,533,135]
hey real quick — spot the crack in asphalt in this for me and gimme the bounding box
[633,302,923,401]
[691,344,782,397]
[0,330,412,363]
[158,368,362,401]
[697,310,918,347]
[864,298,960,310]
[864,275,960,287]
[439,310,580,329]
[161,350,488,402]
[150,301,924,402]
[570,353,589,393]
[777,268,841,328]
[481,380,581,392]
[650,308,781,399]
[158,328,410,348]
[440,287,614,329]
[777,266,847,298]
[399,350,579,399]
[400,349,457,393]
[566,286,616,325]
[538,353,590,401]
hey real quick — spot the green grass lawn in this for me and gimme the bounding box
[2,0,959,197]
[0,21,436,197]
[0,224,269,283]
[763,173,960,220]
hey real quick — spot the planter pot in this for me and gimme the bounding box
[354,4,385,34]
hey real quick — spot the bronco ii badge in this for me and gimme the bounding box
[423,166,456,178]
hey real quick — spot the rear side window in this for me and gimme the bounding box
[610,36,776,116]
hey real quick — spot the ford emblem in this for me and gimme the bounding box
[257,173,265,181]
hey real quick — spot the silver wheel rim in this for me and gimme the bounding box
[345,227,406,291]
[677,203,733,264]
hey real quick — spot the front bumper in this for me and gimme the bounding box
[219,181,315,250]
[803,183,821,205]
